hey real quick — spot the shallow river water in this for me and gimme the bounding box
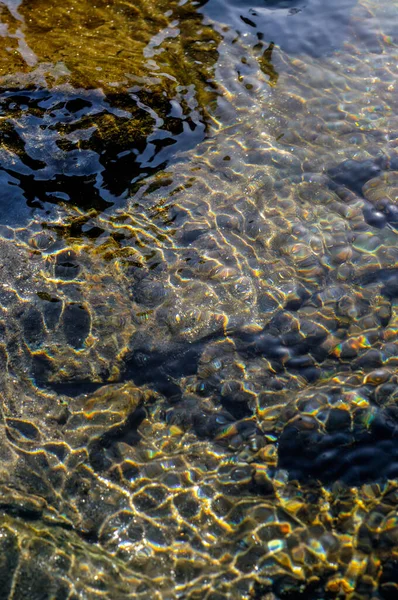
[0,0,398,598]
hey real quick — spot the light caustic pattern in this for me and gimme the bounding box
[0,0,398,598]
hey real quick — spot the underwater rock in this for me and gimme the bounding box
[278,402,398,485]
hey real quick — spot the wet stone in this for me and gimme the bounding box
[131,278,167,308]
[21,306,45,349]
[54,251,80,280]
[258,291,281,313]
[0,525,19,598]
[353,349,383,369]
[5,418,41,441]
[384,203,398,225]
[278,402,398,485]
[328,158,384,195]
[61,303,90,349]
[363,205,387,229]
[39,295,63,330]
[30,352,54,383]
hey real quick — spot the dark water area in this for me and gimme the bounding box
[0,0,398,598]
[0,81,206,226]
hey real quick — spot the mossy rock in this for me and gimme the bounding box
[0,0,220,102]
[0,0,221,211]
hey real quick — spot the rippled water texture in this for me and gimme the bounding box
[0,0,398,598]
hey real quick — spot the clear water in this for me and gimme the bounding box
[0,0,397,598]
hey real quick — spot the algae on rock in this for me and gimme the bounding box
[0,0,221,210]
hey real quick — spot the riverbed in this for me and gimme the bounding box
[0,0,397,598]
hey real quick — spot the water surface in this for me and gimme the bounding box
[0,0,398,598]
